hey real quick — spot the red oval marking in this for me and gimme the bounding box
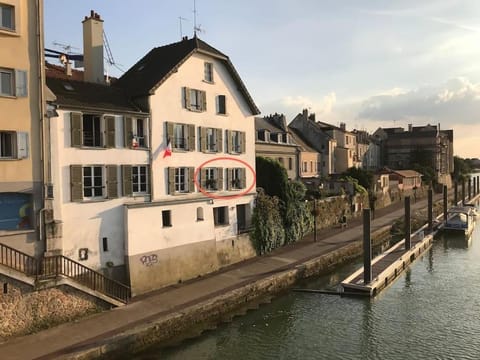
[193,156,256,200]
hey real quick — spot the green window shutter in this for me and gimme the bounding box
[217,128,223,152]
[240,168,246,189]
[124,116,133,148]
[105,116,116,148]
[188,124,195,151]
[200,127,206,152]
[71,112,82,147]
[217,167,224,190]
[226,130,231,154]
[183,87,190,109]
[122,165,132,196]
[188,167,195,193]
[166,122,174,148]
[70,165,83,202]
[240,131,246,153]
[106,165,118,198]
[226,168,232,190]
[201,90,207,111]
[168,167,176,194]
[200,168,207,188]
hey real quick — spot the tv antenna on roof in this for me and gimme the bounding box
[193,0,205,35]
[52,41,79,54]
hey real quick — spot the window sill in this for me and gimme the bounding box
[0,157,22,161]
[216,113,228,116]
[75,198,110,203]
[77,146,108,150]
[0,94,17,99]
[0,28,19,37]
[214,224,230,228]
[202,80,215,85]
[162,225,172,228]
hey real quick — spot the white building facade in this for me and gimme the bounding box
[117,36,260,295]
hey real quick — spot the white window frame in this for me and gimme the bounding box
[83,166,105,200]
[231,168,242,190]
[189,88,203,111]
[205,167,218,191]
[0,131,28,159]
[204,62,214,82]
[232,131,241,153]
[175,167,188,193]
[132,165,148,194]
[82,114,104,147]
[206,127,217,152]
[0,68,27,97]
[173,124,187,150]
[0,4,14,31]
[133,118,148,148]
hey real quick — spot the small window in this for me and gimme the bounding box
[83,114,103,147]
[217,95,226,114]
[204,62,214,82]
[288,158,293,170]
[0,69,26,97]
[0,131,28,159]
[205,167,218,191]
[162,210,172,227]
[184,87,206,112]
[175,168,188,193]
[83,166,104,199]
[196,207,204,221]
[0,68,13,96]
[0,4,15,31]
[231,131,242,153]
[134,118,147,148]
[278,157,284,166]
[206,128,217,152]
[228,168,245,190]
[102,237,108,252]
[213,206,229,226]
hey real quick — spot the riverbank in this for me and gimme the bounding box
[0,193,447,360]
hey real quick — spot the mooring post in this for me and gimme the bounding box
[405,196,411,250]
[454,181,458,204]
[477,175,479,194]
[462,180,465,205]
[473,177,476,196]
[363,208,372,285]
[443,185,448,223]
[428,188,433,232]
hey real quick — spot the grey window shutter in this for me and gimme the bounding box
[124,117,133,148]
[15,70,27,97]
[240,131,246,153]
[201,90,207,111]
[122,165,132,196]
[188,124,195,151]
[226,168,232,190]
[107,165,118,198]
[71,112,82,147]
[16,131,29,159]
[217,128,223,152]
[226,130,231,154]
[183,87,190,109]
[188,167,195,193]
[217,167,224,190]
[168,167,176,194]
[240,168,246,189]
[200,168,207,188]
[166,122,174,148]
[105,116,116,148]
[200,127,206,152]
[70,165,83,202]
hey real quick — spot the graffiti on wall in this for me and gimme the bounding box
[0,193,32,230]
[140,254,158,267]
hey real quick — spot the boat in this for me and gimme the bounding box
[443,206,476,236]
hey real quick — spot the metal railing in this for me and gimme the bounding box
[0,243,130,304]
[0,242,37,276]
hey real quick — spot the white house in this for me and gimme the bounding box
[116,35,260,295]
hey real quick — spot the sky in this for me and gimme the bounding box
[44,0,480,158]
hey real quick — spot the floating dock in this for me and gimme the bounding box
[341,225,435,297]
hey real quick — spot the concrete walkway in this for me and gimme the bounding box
[0,194,444,360]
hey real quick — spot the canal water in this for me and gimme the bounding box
[136,203,480,360]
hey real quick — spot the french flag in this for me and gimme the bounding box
[163,138,172,158]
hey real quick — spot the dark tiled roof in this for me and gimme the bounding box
[255,117,282,132]
[46,77,145,114]
[115,36,259,115]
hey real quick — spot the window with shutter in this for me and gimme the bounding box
[124,116,133,148]
[188,124,196,151]
[70,165,83,202]
[0,4,15,31]
[0,131,15,158]
[188,167,195,193]
[70,112,82,147]
[217,128,223,152]
[15,70,27,97]
[106,165,118,198]
[132,165,148,194]
[0,68,13,96]
[168,167,176,194]
[105,116,116,148]
[16,132,28,159]
[122,165,133,196]
[204,62,213,82]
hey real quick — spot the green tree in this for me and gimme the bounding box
[341,167,374,191]
[255,157,288,198]
[453,156,473,181]
[283,181,312,244]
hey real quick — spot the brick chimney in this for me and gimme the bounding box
[82,10,104,83]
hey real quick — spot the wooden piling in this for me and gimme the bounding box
[363,208,372,285]
[443,185,448,222]
[405,196,411,250]
[428,188,433,232]
[454,181,458,204]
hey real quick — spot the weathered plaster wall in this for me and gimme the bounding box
[0,275,109,340]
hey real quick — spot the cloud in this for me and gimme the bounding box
[283,92,337,116]
[357,77,480,127]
